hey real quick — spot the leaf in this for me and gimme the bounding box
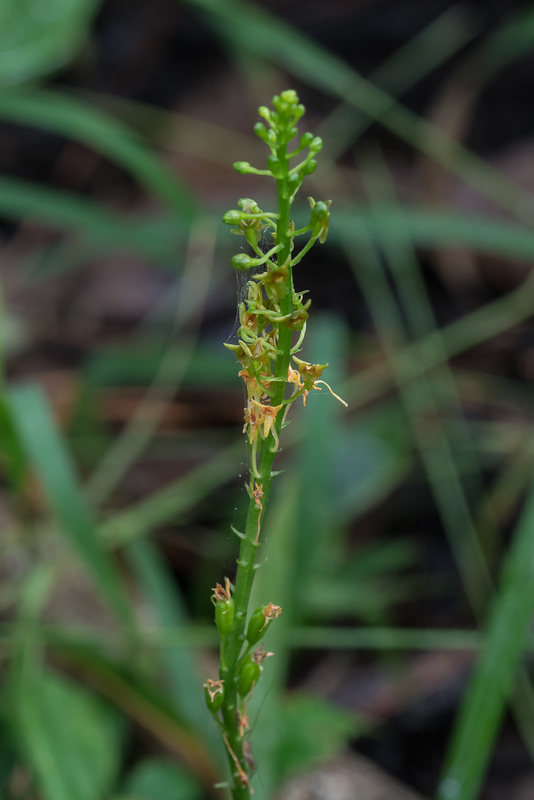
[10,664,123,800]
[274,694,359,783]
[125,538,223,761]
[0,90,197,221]
[0,177,183,259]
[119,758,204,800]
[438,474,534,800]
[47,636,221,791]
[7,383,134,627]
[0,0,102,86]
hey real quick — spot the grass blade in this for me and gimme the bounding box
[188,0,534,222]
[0,89,197,220]
[125,538,223,763]
[438,474,534,800]
[7,383,134,629]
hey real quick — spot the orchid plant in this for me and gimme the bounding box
[204,90,345,799]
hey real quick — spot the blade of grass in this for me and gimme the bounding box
[187,0,534,223]
[0,89,198,220]
[125,537,224,764]
[437,471,534,800]
[362,155,501,560]
[0,176,186,259]
[85,216,216,507]
[319,4,478,156]
[331,206,534,261]
[47,636,221,794]
[7,383,134,629]
[99,438,243,548]
[343,182,534,763]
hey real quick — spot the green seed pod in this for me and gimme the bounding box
[234,161,251,174]
[204,680,224,713]
[246,606,267,645]
[238,657,261,697]
[215,598,234,638]
[231,254,254,271]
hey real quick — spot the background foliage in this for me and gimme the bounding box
[2,1,534,798]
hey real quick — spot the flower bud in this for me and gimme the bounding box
[267,155,282,178]
[309,136,323,153]
[310,201,329,221]
[301,159,317,176]
[254,122,268,141]
[299,132,314,149]
[237,657,261,697]
[222,209,242,225]
[231,254,254,271]
[234,161,251,174]
[287,173,301,195]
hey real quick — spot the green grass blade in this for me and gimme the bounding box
[0,176,193,266]
[125,538,223,762]
[0,89,197,220]
[319,5,477,154]
[11,663,123,800]
[47,636,221,791]
[7,383,134,629]
[188,0,534,222]
[438,474,534,800]
[99,439,243,548]
[331,207,534,261]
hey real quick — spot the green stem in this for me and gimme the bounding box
[218,134,296,800]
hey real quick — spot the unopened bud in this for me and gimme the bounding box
[222,209,242,225]
[309,136,323,153]
[299,132,314,148]
[267,155,282,178]
[232,254,254,271]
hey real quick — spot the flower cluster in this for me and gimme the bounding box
[206,90,344,797]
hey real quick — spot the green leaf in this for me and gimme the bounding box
[275,694,359,783]
[10,664,123,800]
[125,538,222,760]
[0,177,183,259]
[438,474,534,800]
[0,0,102,86]
[119,758,204,800]
[7,383,134,628]
[46,637,221,791]
[0,90,197,221]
